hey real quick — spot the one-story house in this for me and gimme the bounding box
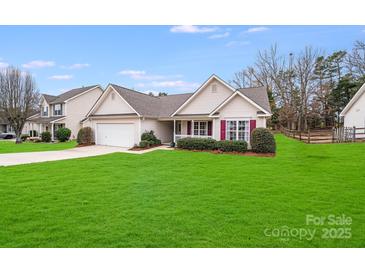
[83,75,272,148]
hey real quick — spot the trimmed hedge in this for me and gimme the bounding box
[56,127,71,142]
[177,138,249,153]
[177,137,217,150]
[251,128,276,153]
[141,130,161,145]
[41,131,51,142]
[77,127,94,145]
[216,140,248,152]
[139,140,154,148]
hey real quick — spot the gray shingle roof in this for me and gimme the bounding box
[27,114,65,123]
[42,94,57,103]
[43,85,99,104]
[110,84,193,118]
[110,83,271,117]
[238,86,271,113]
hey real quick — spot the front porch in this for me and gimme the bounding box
[38,123,65,141]
[173,119,214,142]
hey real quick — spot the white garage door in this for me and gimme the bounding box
[96,123,135,147]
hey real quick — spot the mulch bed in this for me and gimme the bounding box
[129,144,163,151]
[176,148,275,157]
[76,143,95,147]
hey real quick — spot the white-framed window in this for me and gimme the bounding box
[54,104,62,116]
[175,121,182,134]
[42,106,48,117]
[226,120,250,142]
[193,121,208,136]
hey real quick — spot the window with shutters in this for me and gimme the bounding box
[193,121,208,136]
[226,120,250,141]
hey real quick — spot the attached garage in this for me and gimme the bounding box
[96,123,135,148]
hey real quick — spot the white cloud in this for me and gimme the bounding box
[170,25,217,33]
[0,62,9,68]
[225,41,250,47]
[63,63,90,69]
[119,70,182,81]
[246,27,269,33]
[150,80,199,89]
[119,70,147,79]
[208,32,230,39]
[49,74,73,80]
[22,60,55,69]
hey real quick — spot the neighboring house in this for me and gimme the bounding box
[83,75,272,148]
[340,82,365,128]
[0,116,12,133]
[23,85,103,140]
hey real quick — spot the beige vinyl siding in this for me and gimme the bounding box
[178,79,232,115]
[94,89,136,115]
[63,87,103,139]
[141,118,173,143]
[218,94,260,119]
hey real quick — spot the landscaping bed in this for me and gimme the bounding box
[129,144,163,151]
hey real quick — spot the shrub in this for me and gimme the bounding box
[41,131,51,142]
[251,128,276,153]
[141,130,161,145]
[139,140,154,148]
[56,127,71,142]
[20,134,29,142]
[177,137,217,150]
[77,127,94,145]
[216,140,248,153]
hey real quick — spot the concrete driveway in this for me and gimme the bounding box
[0,145,128,166]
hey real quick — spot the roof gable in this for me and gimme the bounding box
[340,82,365,116]
[209,88,272,117]
[171,75,235,116]
[93,87,136,115]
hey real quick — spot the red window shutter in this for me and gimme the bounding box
[250,120,256,134]
[208,121,212,136]
[187,121,191,135]
[220,120,226,140]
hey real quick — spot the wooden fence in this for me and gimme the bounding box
[281,126,365,144]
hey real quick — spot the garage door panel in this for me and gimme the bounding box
[96,123,135,147]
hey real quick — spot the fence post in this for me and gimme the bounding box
[307,129,311,144]
[353,126,356,142]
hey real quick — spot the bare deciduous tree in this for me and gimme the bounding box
[0,67,39,143]
[347,40,365,78]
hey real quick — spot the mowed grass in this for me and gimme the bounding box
[0,140,77,154]
[0,135,364,247]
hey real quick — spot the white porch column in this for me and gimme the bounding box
[39,124,43,134]
[191,120,194,137]
[173,119,176,143]
[51,123,54,141]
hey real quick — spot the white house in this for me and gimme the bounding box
[340,82,365,129]
[82,75,272,148]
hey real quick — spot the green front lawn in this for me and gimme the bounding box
[0,135,364,247]
[0,140,77,154]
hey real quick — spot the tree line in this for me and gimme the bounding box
[231,40,365,130]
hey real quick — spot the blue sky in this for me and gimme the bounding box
[0,25,364,95]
